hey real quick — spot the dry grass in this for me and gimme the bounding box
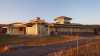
[1,35,79,46]
[1,34,100,56]
[47,39,100,56]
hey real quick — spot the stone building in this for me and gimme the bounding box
[7,22,26,35]
[7,17,48,36]
[6,16,100,36]
[25,17,48,36]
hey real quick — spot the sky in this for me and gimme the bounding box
[0,0,100,24]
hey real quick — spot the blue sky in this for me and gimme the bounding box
[0,0,100,24]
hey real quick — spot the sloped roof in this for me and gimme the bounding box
[8,22,26,27]
[0,24,7,27]
[28,17,47,24]
[54,16,72,20]
[48,23,82,28]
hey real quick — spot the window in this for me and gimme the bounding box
[19,27,24,31]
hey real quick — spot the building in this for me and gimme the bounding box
[25,17,48,36]
[47,16,100,36]
[7,17,48,36]
[0,24,7,34]
[7,22,26,35]
[6,16,100,36]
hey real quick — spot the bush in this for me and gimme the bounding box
[0,34,12,45]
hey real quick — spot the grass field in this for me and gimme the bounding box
[0,34,79,46]
[0,34,100,56]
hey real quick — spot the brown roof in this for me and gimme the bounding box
[0,24,7,27]
[8,22,26,27]
[54,16,72,20]
[30,17,47,24]
[48,23,81,28]
[57,16,68,18]
[26,22,48,27]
